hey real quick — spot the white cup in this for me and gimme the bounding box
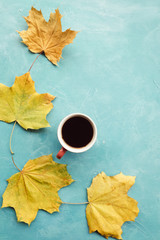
[56,113,97,159]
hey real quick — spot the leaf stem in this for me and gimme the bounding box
[28,51,43,72]
[12,156,21,172]
[10,121,16,155]
[62,201,89,205]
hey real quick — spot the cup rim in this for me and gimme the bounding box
[57,113,97,153]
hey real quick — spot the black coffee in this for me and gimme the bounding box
[62,116,93,148]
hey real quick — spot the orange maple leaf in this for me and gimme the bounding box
[18,7,78,65]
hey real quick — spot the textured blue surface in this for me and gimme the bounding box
[0,0,160,239]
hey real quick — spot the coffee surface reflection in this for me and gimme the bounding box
[62,116,93,148]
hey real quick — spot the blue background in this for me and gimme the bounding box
[0,0,160,239]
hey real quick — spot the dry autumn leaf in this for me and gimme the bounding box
[0,72,55,130]
[18,7,78,65]
[2,154,74,225]
[86,172,139,239]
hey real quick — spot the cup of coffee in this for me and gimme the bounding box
[56,113,97,159]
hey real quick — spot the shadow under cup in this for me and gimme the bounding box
[57,113,97,156]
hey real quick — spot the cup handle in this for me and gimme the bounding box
[56,147,67,159]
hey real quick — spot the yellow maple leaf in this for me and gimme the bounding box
[2,154,74,225]
[18,7,78,65]
[0,72,55,130]
[86,172,139,239]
